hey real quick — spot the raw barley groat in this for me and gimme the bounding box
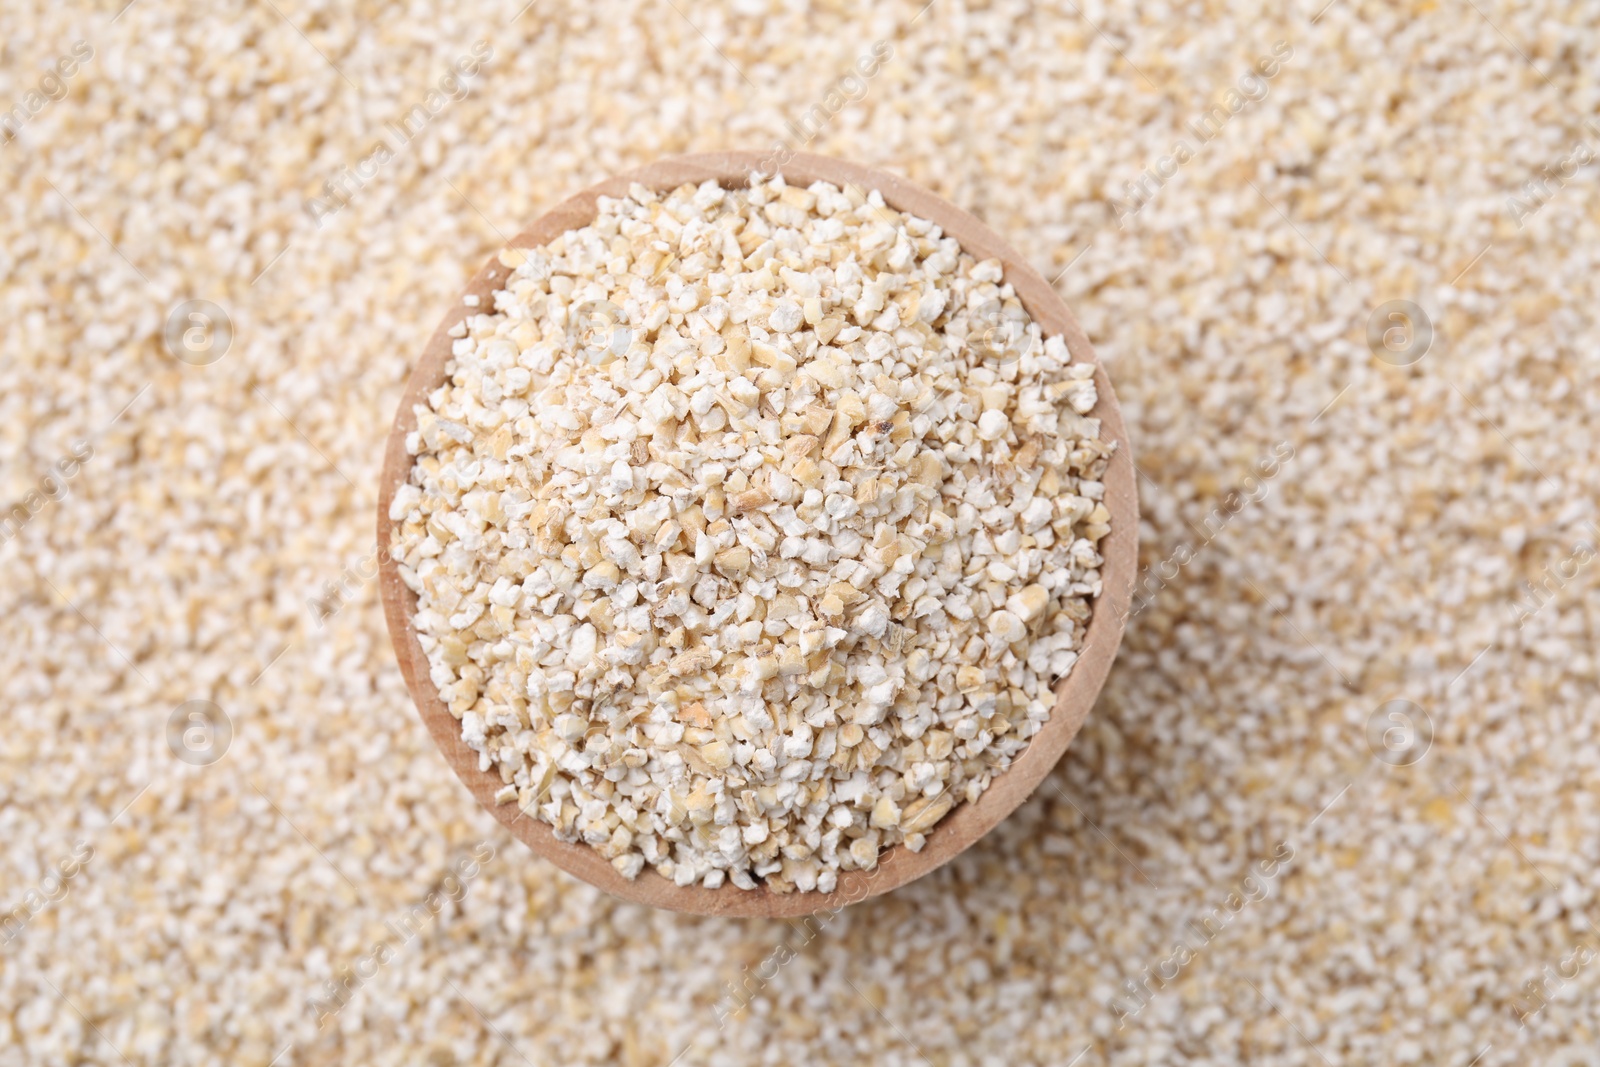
[389,173,1114,892]
[13,0,1600,1060]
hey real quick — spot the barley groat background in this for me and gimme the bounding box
[2,0,1597,1064]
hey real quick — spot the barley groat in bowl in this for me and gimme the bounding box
[377,152,1137,917]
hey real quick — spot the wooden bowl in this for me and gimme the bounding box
[377,151,1138,917]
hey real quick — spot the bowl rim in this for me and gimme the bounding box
[376,150,1139,917]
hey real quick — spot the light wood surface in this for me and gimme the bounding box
[377,152,1139,917]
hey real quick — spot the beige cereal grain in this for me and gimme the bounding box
[2,0,1598,1064]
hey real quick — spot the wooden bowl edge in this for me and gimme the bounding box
[376,151,1138,917]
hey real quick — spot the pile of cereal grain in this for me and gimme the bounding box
[390,173,1113,890]
[7,0,1599,1063]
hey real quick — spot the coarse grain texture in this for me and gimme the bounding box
[389,171,1115,894]
[376,152,1137,917]
[2,0,1598,1064]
